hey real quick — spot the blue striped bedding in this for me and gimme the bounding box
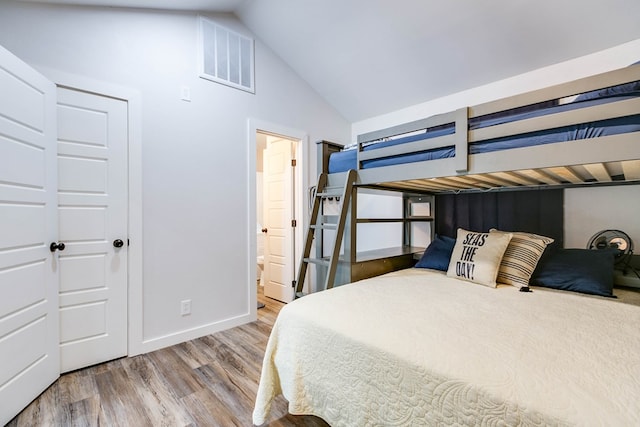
[328,90,640,174]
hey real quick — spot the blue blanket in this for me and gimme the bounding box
[329,90,640,173]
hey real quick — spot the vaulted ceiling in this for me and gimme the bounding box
[19,0,640,122]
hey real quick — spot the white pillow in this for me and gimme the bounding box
[490,229,554,289]
[447,228,513,288]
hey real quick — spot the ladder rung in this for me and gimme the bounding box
[322,215,339,222]
[310,224,337,230]
[317,191,343,198]
[303,257,331,267]
[317,186,344,196]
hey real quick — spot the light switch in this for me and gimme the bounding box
[180,86,191,102]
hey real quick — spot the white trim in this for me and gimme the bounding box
[136,314,253,355]
[36,66,146,357]
[294,136,309,292]
[248,119,310,303]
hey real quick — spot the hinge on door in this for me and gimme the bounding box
[292,280,296,288]
[291,219,297,227]
[291,159,296,167]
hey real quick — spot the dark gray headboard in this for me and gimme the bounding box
[434,189,563,248]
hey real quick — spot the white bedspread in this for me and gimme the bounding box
[253,268,640,426]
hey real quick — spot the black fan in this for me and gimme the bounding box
[587,229,640,279]
[587,229,633,262]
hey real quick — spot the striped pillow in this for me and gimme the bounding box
[490,229,554,289]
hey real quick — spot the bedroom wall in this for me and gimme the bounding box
[0,1,350,353]
[565,185,640,249]
[352,38,640,253]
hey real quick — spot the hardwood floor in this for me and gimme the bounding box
[7,288,330,427]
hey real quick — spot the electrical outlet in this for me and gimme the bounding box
[180,299,192,316]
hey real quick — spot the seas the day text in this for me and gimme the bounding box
[455,233,487,280]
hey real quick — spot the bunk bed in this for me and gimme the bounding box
[308,63,640,289]
[253,64,640,426]
[322,63,640,193]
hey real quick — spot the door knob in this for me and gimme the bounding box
[50,242,66,252]
[113,239,124,248]
[261,228,268,233]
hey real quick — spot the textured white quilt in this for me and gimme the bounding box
[253,268,640,426]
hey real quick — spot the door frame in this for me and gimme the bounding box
[36,66,145,356]
[248,119,308,312]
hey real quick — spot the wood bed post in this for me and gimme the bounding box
[316,140,344,174]
[314,140,346,291]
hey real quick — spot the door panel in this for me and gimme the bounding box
[59,206,107,240]
[56,88,128,373]
[263,138,294,303]
[58,156,108,192]
[0,45,59,426]
[0,204,47,246]
[0,135,46,186]
[60,300,107,342]
[59,254,106,292]
[0,261,46,315]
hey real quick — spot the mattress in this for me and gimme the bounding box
[328,92,640,173]
[253,268,640,426]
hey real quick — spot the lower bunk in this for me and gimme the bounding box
[253,266,640,426]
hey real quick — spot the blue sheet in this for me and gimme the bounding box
[328,126,455,173]
[328,91,640,174]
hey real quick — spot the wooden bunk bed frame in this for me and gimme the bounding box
[310,64,640,291]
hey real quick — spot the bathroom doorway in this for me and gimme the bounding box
[253,123,308,304]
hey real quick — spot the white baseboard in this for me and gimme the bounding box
[130,312,255,356]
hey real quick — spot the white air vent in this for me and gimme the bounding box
[198,17,255,93]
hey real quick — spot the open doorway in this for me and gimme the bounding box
[250,121,308,305]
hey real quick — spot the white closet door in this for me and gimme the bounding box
[56,88,128,373]
[0,45,59,425]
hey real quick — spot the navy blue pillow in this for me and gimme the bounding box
[530,248,616,298]
[415,234,456,271]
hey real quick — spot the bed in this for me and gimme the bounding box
[321,63,640,193]
[253,267,640,426]
[309,63,640,289]
[329,94,640,173]
[254,63,640,425]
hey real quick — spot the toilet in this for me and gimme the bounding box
[256,226,265,286]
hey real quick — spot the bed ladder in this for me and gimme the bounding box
[295,169,357,298]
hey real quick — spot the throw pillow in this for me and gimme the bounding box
[446,228,512,288]
[490,229,554,289]
[530,248,616,298]
[415,234,456,271]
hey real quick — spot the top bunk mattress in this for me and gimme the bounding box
[329,87,640,174]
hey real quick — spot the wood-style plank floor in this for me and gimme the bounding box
[7,288,330,427]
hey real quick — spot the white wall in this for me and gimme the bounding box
[0,1,350,353]
[352,39,640,250]
[357,192,403,251]
[565,185,640,249]
[353,39,640,138]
